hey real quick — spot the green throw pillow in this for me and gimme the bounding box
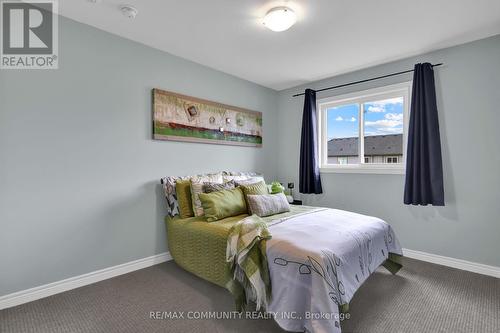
[239,181,268,196]
[175,180,194,218]
[238,181,268,212]
[198,187,247,222]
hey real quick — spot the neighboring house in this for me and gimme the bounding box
[327,134,403,164]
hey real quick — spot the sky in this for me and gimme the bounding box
[327,97,403,139]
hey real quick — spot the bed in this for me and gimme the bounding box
[166,204,403,333]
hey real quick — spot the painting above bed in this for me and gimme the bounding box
[153,89,263,147]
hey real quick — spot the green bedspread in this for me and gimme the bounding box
[165,206,316,294]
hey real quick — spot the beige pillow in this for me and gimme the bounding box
[191,174,223,216]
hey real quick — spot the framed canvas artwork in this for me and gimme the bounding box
[153,89,263,147]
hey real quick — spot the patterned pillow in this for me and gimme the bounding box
[161,176,189,217]
[246,193,290,217]
[191,174,224,216]
[161,172,222,217]
[234,177,265,186]
[225,171,261,176]
[222,171,262,182]
[222,175,249,182]
[203,180,235,193]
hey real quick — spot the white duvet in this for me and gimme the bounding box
[265,208,402,333]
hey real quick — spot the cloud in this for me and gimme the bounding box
[365,97,403,113]
[375,127,403,134]
[385,113,403,121]
[334,116,356,122]
[365,119,402,128]
[366,105,385,113]
[365,113,403,129]
[365,127,403,136]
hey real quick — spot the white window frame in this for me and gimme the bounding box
[318,81,411,174]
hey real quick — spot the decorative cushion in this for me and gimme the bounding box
[162,171,262,217]
[222,175,250,182]
[175,180,194,218]
[246,193,290,217]
[234,177,265,186]
[203,180,235,193]
[198,188,248,222]
[239,181,269,213]
[239,181,268,196]
[161,172,222,217]
[225,171,261,176]
[191,174,224,216]
[222,171,262,183]
[161,176,189,217]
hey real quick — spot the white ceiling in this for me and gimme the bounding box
[60,0,500,90]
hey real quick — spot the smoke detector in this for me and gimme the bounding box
[120,5,138,19]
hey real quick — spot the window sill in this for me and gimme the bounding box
[320,166,405,175]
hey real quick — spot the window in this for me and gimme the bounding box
[318,82,411,174]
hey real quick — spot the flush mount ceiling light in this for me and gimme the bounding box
[120,5,138,19]
[263,7,297,32]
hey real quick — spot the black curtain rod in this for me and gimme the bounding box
[292,63,443,97]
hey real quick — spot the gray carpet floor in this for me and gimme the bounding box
[1,257,499,333]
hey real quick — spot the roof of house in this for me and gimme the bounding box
[328,134,403,157]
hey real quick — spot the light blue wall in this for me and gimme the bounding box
[276,35,500,267]
[0,17,278,295]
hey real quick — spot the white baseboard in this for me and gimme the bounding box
[403,248,500,278]
[0,252,173,310]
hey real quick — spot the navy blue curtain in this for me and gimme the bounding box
[404,63,444,206]
[299,89,322,194]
